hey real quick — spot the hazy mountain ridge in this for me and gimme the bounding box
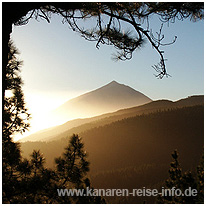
[20,95,203,142]
[21,105,203,170]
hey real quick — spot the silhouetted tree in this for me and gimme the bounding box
[196,154,204,203]
[3,40,30,140]
[55,134,90,187]
[30,150,45,176]
[157,150,204,204]
[55,134,105,203]
[2,40,30,203]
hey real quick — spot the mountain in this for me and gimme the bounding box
[20,95,203,142]
[51,81,152,122]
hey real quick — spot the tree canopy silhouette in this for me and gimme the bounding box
[2,2,204,95]
[157,150,204,204]
[2,41,31,201]
[3,40,30,140]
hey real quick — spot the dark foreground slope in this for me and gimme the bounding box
[21,105,203,203]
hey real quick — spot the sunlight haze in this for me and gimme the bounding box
[11,12,204,141]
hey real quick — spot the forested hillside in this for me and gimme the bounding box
[21,105,203,203]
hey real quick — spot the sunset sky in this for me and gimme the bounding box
[11,12,204,140]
